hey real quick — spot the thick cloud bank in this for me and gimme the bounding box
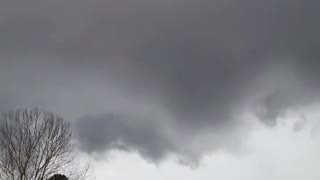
[0,0,319,162]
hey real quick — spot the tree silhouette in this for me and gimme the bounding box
[0,108,88,180]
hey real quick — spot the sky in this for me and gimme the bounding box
[0,0,320,179]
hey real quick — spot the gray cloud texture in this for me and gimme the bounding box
[0,0,319,162]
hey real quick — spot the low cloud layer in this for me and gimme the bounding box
[0,0,319,162]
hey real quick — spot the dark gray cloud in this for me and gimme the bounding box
[75,113,176,162]
[0,0,319,162]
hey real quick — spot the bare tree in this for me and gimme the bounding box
[0,108,88,180]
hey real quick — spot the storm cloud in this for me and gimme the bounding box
[0,0,320,162]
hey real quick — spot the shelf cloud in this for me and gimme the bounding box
[0,0,319,163]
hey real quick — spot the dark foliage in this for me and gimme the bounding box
[47,174,68,180]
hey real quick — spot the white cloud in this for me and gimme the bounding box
[89,106,320,180]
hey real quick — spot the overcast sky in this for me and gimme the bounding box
[0,0,320,179]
